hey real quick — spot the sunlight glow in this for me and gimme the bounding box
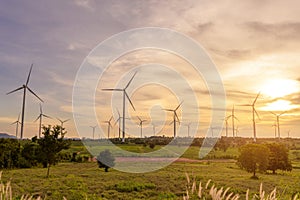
[261,79,299,98]
[261,100,299,111]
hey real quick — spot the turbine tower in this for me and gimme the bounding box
[272,122,277,138]
[224,116,231,137]
[137,116,147,138]
[90,125,97,140]
[241,92,260,142]
[164,101,183,137]
[102,72,137,143]
[104,116,113,139]
[57,118,70,134]
[7,64,43,139]
[11,114,22,138]
[270,111,286,139]
[34,104,51,138]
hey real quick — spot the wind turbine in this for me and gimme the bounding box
[152,123,157,136]
[240,92,260,142]
[235,126,239,137]
[104,116,113,139]
[183,123,192,137]
[137,116,147,138]
[102,72,137,143]
[114,109,130,140]
[57,118,70,134]
[164,101,183,137]
[209,126,215,138]
[228,105,239,138]
[224,116,231,137]
[90,125,97,140]
[34,104,51,138]
[270,111,286,139]
[11,114,22,138]
[7,64,43,139]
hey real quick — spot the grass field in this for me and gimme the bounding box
[2,142,300,199]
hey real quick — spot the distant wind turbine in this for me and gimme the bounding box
[11,114,22,138]
[164,101,183,137]
[90,125,97,140]
[137,116,147,138]
[224,116,231,137]
[152,123,157,136]
[57,118,70,134]
[228,105,239,138]
[34,104,51,138]
[7,64,43,139]
[240,92,260,142]
[183,123,192,137]
[270,111,286,139]
[114,109,130,140]
[104,116,113,139]
[102,72,137,143]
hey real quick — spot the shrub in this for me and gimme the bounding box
[97,150,115,172]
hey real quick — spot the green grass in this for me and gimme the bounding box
[2,160,300,199]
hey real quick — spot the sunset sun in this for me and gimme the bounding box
[261,79,299,98]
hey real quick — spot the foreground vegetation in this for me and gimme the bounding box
[1,137,300,199]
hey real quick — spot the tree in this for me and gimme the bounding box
[37,125,70,177]
[237,143,270,178]
[266,143,292,174]
[97,149,115,172]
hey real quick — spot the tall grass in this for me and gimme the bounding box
[183,173,300,200]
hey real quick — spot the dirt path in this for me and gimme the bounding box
[115,157,236,163]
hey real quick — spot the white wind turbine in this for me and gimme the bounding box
[103,116,113,139]
[7,64,43,139]
[228,105,239,138]
[56,118,70,134]
[90,125,97,140]
[164,101,183,137]
[270,111,286,139]
[11,114,22,138]
[102,72,137,143]
[240,92,260,142]
[137,116,147,138]
[34,104,51,138]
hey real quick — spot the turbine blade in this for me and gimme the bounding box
[102,88,123,91]
[137,116,142,122]
[175,101,184,111]
[6,86,24,95]
[56,118,63,123]
[27,87,43,102]
[114,118,120,126]
[239,104,252,106]
[26,63,33,86]
[17,113,20,121]
[43,114,52,119]
[279,111,287,116]
[254,109,260,120]
[169,121,174,125]
[125,71,137,89]
[63,119,70,123]
[253,92,260,105]
[116,108,120,117]
[270,111,276,116]
[11,121,18,125]
[125,91,135,111]
[175,112,180,123]
[163,109,174,112]
[40,103,42,114]
[109,116,113,122]
[34,115,41,122]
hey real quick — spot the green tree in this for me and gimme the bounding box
[97,149,115,172]
[266,143,292,174]
[237,143,270,178]
[0,139,20,169]
[37,125,70,177]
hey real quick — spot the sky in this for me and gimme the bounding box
[0,0,299,139]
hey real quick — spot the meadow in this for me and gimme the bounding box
[1,139,300,200]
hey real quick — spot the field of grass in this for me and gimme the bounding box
[2,158,300,199]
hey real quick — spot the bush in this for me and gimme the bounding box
[97,150,115,172]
